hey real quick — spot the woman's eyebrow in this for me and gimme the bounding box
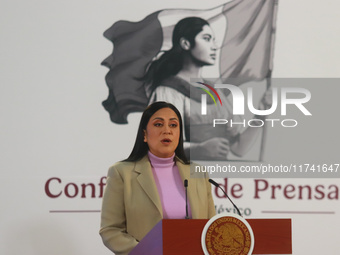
[152,117,164,121]
[152,117,178,121]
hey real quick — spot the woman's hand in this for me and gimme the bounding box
[252,88,273,123]
[191,137,230,160]
[259,87,273,111]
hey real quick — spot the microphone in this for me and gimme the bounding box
[209,179,242,217]
[184,179,189,219]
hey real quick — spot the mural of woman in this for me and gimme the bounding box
[143,17,271,160]
[101,2,278,160]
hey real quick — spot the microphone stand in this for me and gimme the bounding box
[209,179,242,217]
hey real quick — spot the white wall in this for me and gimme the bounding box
[0,0,339,254]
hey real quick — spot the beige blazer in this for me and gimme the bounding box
[99,155,216,255]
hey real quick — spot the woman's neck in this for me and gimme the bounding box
[148,151,175,168]
[176,57,202,83]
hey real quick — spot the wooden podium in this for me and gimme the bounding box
[130,219,292,255]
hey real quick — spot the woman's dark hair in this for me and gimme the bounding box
[143,17,209,92]
[124,101,189,164]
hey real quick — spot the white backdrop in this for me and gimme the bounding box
[1,0,339,254]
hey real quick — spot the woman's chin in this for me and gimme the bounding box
[204,59,216,66]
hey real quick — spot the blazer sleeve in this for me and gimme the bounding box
[99,165,138,255]
[191,161,216,218]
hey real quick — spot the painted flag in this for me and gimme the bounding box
[102,0,278,124]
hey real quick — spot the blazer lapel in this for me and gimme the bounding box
[135,156,163,217]
[177,159,198,219]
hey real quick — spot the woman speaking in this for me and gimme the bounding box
[99,102,215,255]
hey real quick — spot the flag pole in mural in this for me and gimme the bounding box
[260,0,279,161]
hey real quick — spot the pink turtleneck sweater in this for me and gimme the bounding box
[148,151,192,219]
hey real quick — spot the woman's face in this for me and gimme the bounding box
[190,25,217,65]
[143,107,180,158]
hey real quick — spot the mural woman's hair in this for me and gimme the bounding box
[143,17,209,92]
